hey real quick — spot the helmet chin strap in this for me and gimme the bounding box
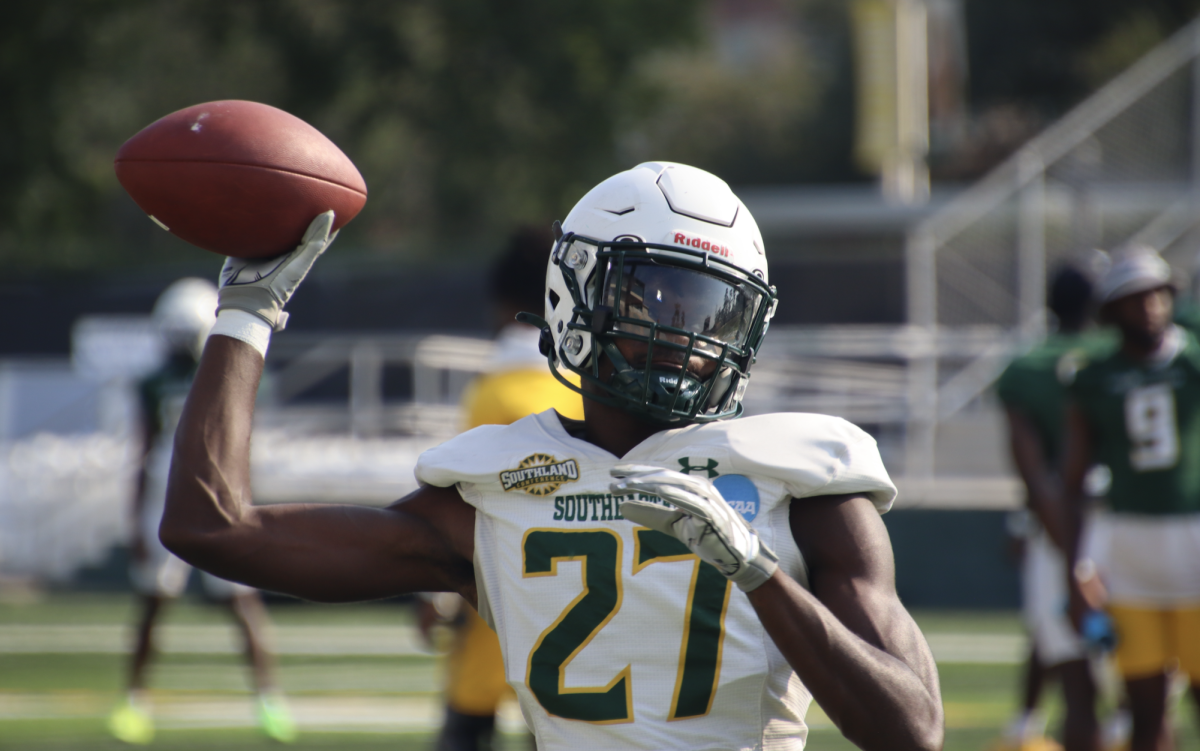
[704,367,735,411]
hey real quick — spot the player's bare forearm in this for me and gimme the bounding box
[1059,403,1093,565]
[755,494,943,751]
[161,335,260,542]
[160,335,477,603]
[749,575,942,751]
[167,494,477,603]
[1059,402,1095,628]
[1005,408,1069,550]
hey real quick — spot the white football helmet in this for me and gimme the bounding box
[152,277,218,358]
[530,162,777,424]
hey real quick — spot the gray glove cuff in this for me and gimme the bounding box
[217,287,288,331]
[731,540,779,592]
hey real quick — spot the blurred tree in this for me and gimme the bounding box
[2,2,297,272]
[0,0,701,273]
[965,0,1200,112]
[8,0,1193,274]
[238,0,706,248]
[928,0,1200,179]
[625,0,1200,186]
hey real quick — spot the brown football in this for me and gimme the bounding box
[115,100,367,258]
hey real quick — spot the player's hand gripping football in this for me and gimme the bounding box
[217,211,337,331]
[611,464,778,592]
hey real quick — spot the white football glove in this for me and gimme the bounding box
[216,211,338,331]
[610,464,778,592]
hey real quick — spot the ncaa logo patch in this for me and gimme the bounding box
[713,474,759,522]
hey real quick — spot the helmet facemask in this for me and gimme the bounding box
[539,234,777,425]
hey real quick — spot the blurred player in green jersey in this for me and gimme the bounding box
[108,279,295,745]
[996,263,1116,751]
[1063,248,1200,751]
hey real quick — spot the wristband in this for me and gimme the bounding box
[209,308,273,357]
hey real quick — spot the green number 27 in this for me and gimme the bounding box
[522,528,732,724]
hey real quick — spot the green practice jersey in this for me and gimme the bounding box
[1174,297,1200,337]
[1069,327,1200,515]
[996,330,1116,466]
[139,353,198,445]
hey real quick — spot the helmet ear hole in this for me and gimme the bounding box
[548,289,560,310]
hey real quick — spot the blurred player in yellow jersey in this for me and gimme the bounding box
[422,226,583,751]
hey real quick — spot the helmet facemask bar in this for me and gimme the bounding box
[547,236,776,424]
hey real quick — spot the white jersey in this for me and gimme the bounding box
[415,410,896,751]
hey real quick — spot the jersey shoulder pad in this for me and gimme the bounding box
[415,411,564,489]
[709,413,897,512]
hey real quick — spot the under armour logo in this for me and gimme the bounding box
[678,457,719,478]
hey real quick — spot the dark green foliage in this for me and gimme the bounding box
[965,0,1200,112]
[0,0,700,272]
[6,1,1200,274]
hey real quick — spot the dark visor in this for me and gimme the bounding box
[600,261,763,354]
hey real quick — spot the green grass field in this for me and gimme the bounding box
[0,592,1195,750]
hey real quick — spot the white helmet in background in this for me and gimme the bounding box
[531,161,777,424]
[152,277,218,358]
[1097,245,1174,305]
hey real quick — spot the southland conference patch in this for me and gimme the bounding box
[500,454,580,496]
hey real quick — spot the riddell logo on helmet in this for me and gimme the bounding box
[671,231,731,258]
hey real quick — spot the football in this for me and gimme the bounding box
[114,100,367,258]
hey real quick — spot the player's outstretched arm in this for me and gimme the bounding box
[160,335,477,603]
[751,494,943,751]
[160,214,476,604]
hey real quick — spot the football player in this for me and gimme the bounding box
[161,162,944,751]
[107,278,295,745]
[1063,248,1200,751]
[995,263,1115,751]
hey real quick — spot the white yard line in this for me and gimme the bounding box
[0,624,431,655]
[0,692,531,733]
[0,624,1026,663]
[924,632,1025,664]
